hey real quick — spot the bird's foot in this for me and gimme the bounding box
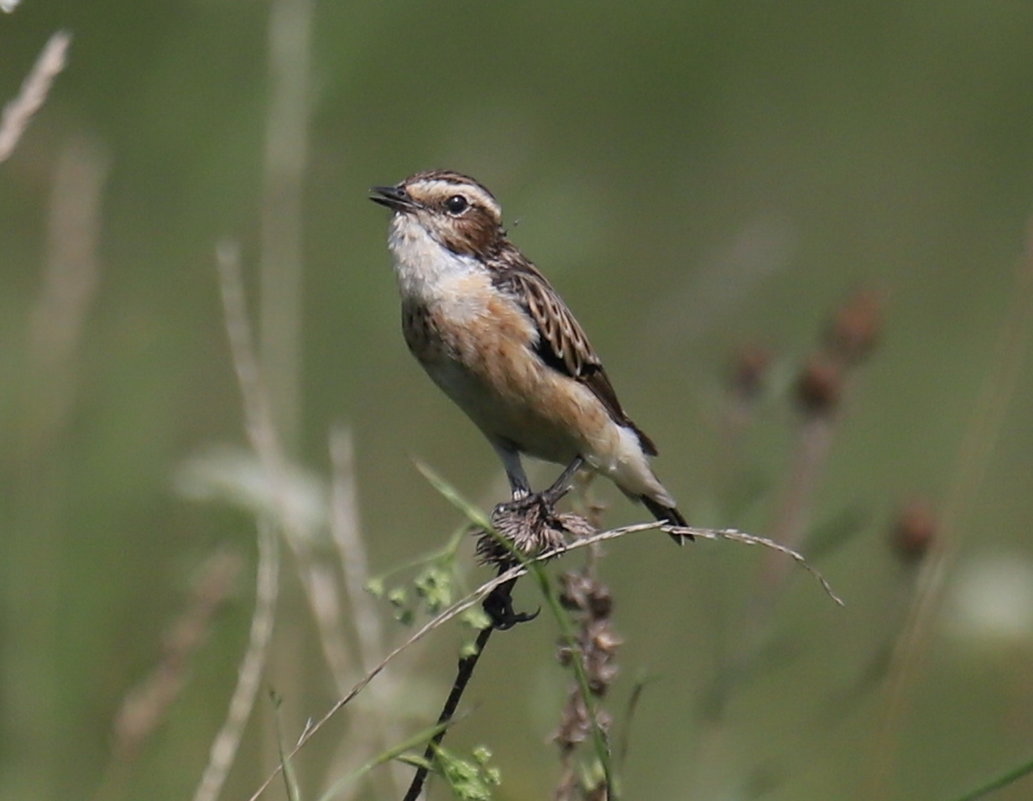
[483,584,540,630]
[474,489,595,568]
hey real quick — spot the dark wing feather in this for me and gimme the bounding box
[494,261,658,456]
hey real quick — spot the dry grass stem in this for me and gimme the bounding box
[329,426,386,673]
[191,242,293,801]
[259,0,313,448]
[192,527,280,801]
[31,137,108,367]
[301,557,355,694]
[328,426,407,797]
[872,224,1033,792]
[0,31,71,163]
[24,136,108,451]
[734,291,877,673]
[247,518,840,801]
[757,416,834,593]
[253,0,358,697]
[218,240,354,691]
[114,549,243,759]
[216,241,284,477]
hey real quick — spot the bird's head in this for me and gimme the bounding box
[370,170,505,257]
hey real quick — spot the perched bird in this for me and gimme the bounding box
[371,170,688,540]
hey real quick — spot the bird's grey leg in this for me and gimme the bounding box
[492,441,531,500]
[544,456,585,502]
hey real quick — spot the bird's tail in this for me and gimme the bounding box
[640,496,692,544]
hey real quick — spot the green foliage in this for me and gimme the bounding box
[366,515,468,626]
[434,745,502,801]
[459,607,492,657]
[414,563,455,616]
[270,691,302,801]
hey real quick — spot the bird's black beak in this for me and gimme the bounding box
[369,184,420,212]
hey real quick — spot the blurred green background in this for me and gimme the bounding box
[3,1,1033,800]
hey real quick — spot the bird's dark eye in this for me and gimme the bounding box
[444,194,469,215]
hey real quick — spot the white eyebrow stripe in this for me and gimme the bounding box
[417,179,501,217]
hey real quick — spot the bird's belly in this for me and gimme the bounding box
[402,295,622,470]
[422,355,583,465]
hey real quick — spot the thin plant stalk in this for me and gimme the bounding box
[871,228,1033,794]
[192,525,280,801]
[246,518,839,801]
[0,30,71,162]
[259,0,312,449]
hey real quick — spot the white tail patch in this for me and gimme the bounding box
[585,424,677,506]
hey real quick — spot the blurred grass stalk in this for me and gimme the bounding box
[0,30,70,163]
[259,0,312,451]
[25,136,109,450]
[200,239,371,800]
[329,426,409,793]
[189,1,416,790]
[872,221,1033,794]
[252,1,411,793]
[191,242,286,801]
[11,134,107,800]
[97,549,243,799]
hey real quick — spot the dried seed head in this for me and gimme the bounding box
[474,495,595,567]
[795,353,843,416]
[826,289,882,364]
[891,498,937,563]
[729,343,773,401]
[553,567,621,754]
[558,571,613,617]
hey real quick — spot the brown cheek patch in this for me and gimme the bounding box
[451,209,498,255]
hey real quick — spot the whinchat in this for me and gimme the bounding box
[371,170,688,541]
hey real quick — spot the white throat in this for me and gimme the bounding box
[387,213,483,305]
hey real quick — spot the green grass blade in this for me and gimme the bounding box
[950,756,1033,801]
[314,719,453,801]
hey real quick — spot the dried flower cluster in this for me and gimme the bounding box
[890,497,938,563]
[796,289,883,417]
[475,493,596,567]
[728,343,773,402]
[553,567,622,800]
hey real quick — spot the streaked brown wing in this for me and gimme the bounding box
[495,261,659,456]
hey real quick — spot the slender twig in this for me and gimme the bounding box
[246,520,839,801]
[247,565,519,801]
[17,120,104,801]
[215,241,283,475]
[400,620,496,801]
[0,30,71,163]
[300,557,355,694]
